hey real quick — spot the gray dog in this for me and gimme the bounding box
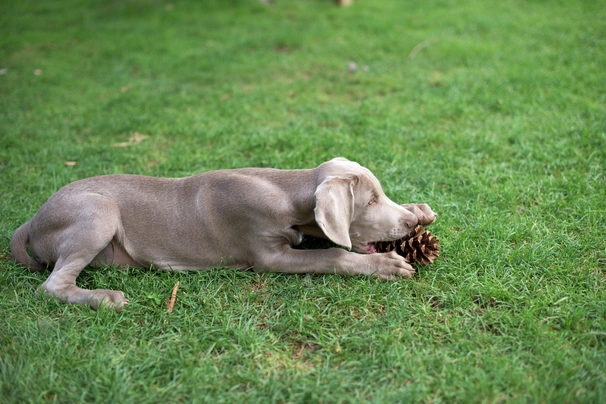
[11,158,436,311]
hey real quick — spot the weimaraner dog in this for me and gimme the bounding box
[11,157,436,311]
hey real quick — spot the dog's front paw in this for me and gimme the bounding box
[368,251,415,280]
[89,289,129,312]
[402,203,437,226]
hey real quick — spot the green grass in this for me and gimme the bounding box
[1,0,605,402]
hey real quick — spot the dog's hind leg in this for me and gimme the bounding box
[41,254,129,312]
[36,195,130,311]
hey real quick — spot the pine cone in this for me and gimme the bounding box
[374,226,441,265]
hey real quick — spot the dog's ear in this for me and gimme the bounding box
[314,176,356,249]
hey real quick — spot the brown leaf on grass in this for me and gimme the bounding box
[64,161,77,167]
[112,132,148,148]
[120,85,132,93]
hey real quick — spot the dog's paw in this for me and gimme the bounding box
[402,203,437,226]
[369,251,415,280]
[89,289,129,312]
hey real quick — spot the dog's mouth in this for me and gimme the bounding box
[353,228,411,254]
[365,242,378,254]
[360,238,402,254]
[353,232,406,254]
[352,241,382,254]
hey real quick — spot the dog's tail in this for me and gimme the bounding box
[10,221,45,272]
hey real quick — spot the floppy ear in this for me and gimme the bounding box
[314,176,356,249]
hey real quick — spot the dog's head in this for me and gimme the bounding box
[314,158,419,253]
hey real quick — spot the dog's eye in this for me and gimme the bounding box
[368,199,376,206]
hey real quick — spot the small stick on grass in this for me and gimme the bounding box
[167,281,180,313]
[409,39,438,59]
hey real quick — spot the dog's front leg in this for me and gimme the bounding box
[253,245,415,280]
[401,204,438,225]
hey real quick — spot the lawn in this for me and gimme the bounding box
[1,0,605,402]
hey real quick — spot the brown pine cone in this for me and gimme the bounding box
[374,225,441,265]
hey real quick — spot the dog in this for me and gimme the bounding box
[11,158,436,311]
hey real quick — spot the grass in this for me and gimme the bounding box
[1,0,605,402]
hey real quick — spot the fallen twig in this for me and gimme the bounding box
[112,132,148,148]
[167,281,180,313]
